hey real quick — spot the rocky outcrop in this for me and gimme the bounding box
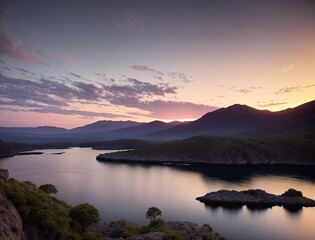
[126,232,166,240]
[196,189,315,208]
[100,220,225,240]
[165,221,224,240]
[0,193,24,240]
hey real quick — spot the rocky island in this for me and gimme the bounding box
[196,189,315,208]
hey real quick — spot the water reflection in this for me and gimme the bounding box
[171,165,315,183]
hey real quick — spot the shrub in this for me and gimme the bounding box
[69,203,100,231]
[282,188,303,197]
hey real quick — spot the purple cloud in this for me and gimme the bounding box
[69,72,83,79]
[168,72,193,83]
[58,52,73,63]
[0,24,48,65]
[16,68,36,75]
[129,64,164,75]
[0,73,217,120]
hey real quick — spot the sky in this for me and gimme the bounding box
[0,0,315,128]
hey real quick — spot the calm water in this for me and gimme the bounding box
[0,148,314,240]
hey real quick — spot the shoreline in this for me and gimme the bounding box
[96,155,315,166]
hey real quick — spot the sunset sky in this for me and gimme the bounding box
[1,0,315,128]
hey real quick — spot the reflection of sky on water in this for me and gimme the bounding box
[0,148,314,240]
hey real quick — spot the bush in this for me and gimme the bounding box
[69,203,100,231]
[282,188,303,197]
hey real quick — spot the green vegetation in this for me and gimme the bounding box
[0,176,222,240]
[108,219,142,238]
[0,177,100,240]
[282,188,303,197]
[69,203,100,231]
[39,184,58,194]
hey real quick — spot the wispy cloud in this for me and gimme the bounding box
[58,52,73,63]
[275,86,301,95]
[283,59,302,72]
[16,68,36,76]
[0,23,48,65]
[129,64,164,75]
[257,102,287,107]
[130,64,194,83]
[103,78,177,106]
[69,72,83,79]
[168,72,193,83]
[275,84,315,95]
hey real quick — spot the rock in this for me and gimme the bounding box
[126,232,166,240]
[0,192,24,240]
[197,189,315,208]
[165,221,221,240]
[0,168,9,180]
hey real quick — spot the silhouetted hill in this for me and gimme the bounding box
[97,132,315,165]
[106,120,181,138]
[0,100,314,143]
[70,120,141,133]
[0,121,141,143]
[149,100,315,139]
[0,126,68,134]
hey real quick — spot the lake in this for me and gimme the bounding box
[0,147,314,240]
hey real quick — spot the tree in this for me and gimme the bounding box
[69,203,100,230]
[39,184,58,195]
[145,207,162,222]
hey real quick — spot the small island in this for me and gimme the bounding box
[196,189,315,208]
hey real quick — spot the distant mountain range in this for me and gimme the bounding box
[0,100,314,143]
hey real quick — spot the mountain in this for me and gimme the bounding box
[0,100,314,143]
[149,100,315,139]
[0,121,141,143]
[70,120,141,133]
[0,126,69,134]
[106,120,181,138]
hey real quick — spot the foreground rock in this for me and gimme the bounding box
[196,189,315,208]
[0,193,24,240]
[165,221,224,240]
[99,220,225,240]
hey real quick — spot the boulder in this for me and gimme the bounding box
[0,193,24,240]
